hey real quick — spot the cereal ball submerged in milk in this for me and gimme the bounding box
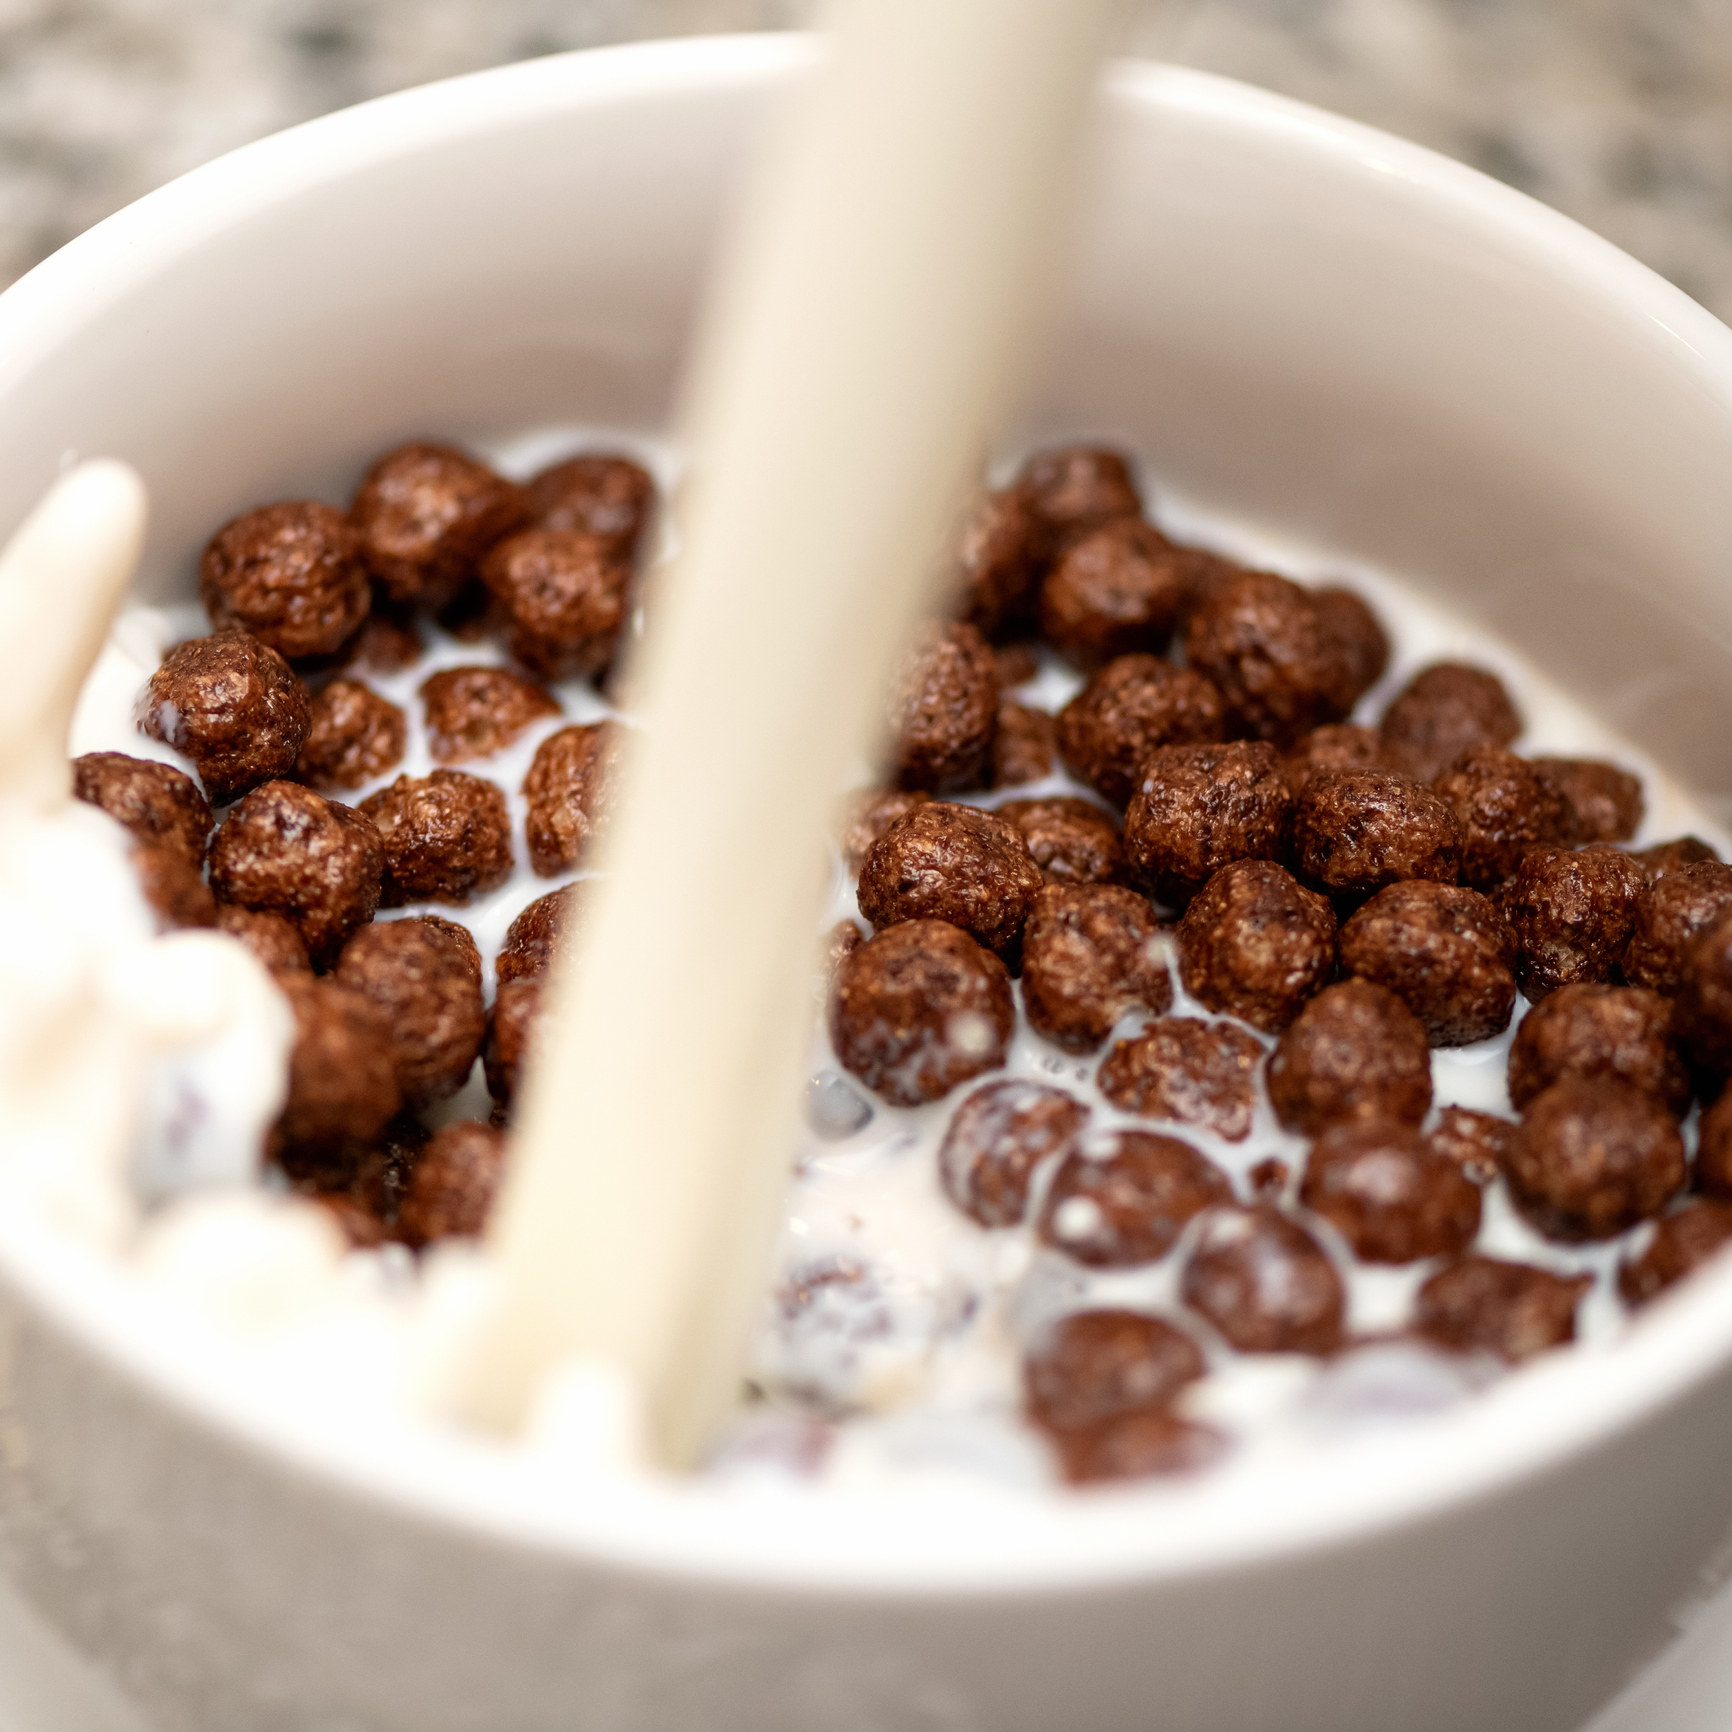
[272,975,401,1175]
[1097,1017,1265,1143]
[1038,518,1188,669]
[1180,1204,1346,1355]
[396,1120,508,1247]
[418,665,560,765]
[1378,662,1521,783]
[521,722,621,875]
[1037,1129,1230,1267]
[73,752,212,868]
[1022,1310,1206,1433]
[995,797,1126,887]
[1618,1203,1732,1306]
[294,678,407,791]
[1415,1256,1590,1361]
[1266,980,1432,1136]
[481,529,631,681]
[1507,984,1689,1115]
[1424,1106,1516,1184]
[938,1078,1088,1227]
[360,770,513,907]
[1056,655,1225,808]
[139,630,311,805]
[199,501,370,660]
[1299,1121,1482,1264]
[1019,884,1170,1052]
[885,621,999,794]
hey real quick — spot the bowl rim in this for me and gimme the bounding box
[4,31,1732,1597]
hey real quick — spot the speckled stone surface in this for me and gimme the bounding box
[0,0,1728,320]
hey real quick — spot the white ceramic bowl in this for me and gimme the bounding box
[2,33,1732,1732]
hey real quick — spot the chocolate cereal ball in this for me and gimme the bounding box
[937,1078,1089,1227]
[1534,757,1644,845]
[1280,723,1386,794]
[1431,748,1570,891]
[1176,860,1336,1035]
[1038,519,1188,669]
[1181,1204,1346,1355]
[207,780,382,967]
[1015,444,1141,550]
[1044,1410,1223,1486]
[293,677,406,792]
[1038,1130,1230,1267]
[272,976,401,1169]
[1300,1120,1482,1264]
[1629,835,1720,886]
[213,905,311,977]
[522,452,655,560]
[1619,1203,1732,1306]
[1679,914,1732,1076]
[1183,568,1351,746]
[350,442,524,609]
[335,919,487,1109]
[1023,1310,1205,1433]
[1501,846,1647,1001]
[1424,1106,1515,1183]
[856,802,1042,956]
[419,665,560,765]
[339,610,423,678]
[1336,880,1516,1047]
[830,920,1014,1106]
[1696,1084,1732,1198]
[992,700,1056,788]
[359,769,513,907]
[1289,769,1461,901]
[199,501,370,660]
[838,789,930,877]
[1266,979,1432,1136]
[396,1121,508,1247]
[1378,662,1521,783]
[952,487,1039,634]
[1507,984,1689,1116]
[1507,1076,1686,1241]
[886,620,999,793]
[418,913,482,981]
[1096,1017,1266,1143]
[1123,741,1293,904]
[480,529,630,682]
[139,630,311,806]
[992,642,1041,689]
[1020,884,1171,1051]
[1310,585,1390,710]
[73,752,212,868]
[1622,861,1732,995]
[522,721,621,875]
[1055,655,1226,808]
[484,976,543,1107]
[130,843,216,930]
[496,884,581,985]
[1416,1256,1590,1361]
[995,796,1126,886]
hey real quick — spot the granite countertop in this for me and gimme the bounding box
[0,0,1727,320]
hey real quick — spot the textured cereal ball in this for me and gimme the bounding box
[1176,860,1336,1035]
[1038,519,1188,669]
[1180,1203,1346,1355]
[1182,568,1352,746]
[1015,444,1141,551]
[480,528,630,681]
[1424,1106,1516,1183]
[1020,884,1171,1051]
[1431,748,1570,891]
[886,620,999,793]
[1628,835,1720,886]
[138,630,311,806]
[396,1121,508,1248]
[1037,1130,1231,1267]
[419,665,560,765]
[838,788,930,877]
[496,884,582,985]
[335,919,487,1109]
[1023,1310,1206,1433]
[207,780,382,966]
[1280,723,1387,794]
[521,452,655,560]
[995,797,1126,886]
[1055,655,1226,808]
[1336,880,1516,1047]
[830,919,1014,1106]
[199,501,370,661]
[339,610,423,677]
[350,441,524,609]
[484,976,544,1106]
[418,914,482,981]
[522,721,621,875]
[1378,662,1521,783]
[1534,757,1644,845]
[293,677,406,792]
[991,700,1056,788]
[1045,1410,1223,1485]
[1508,1075,1686,1241]
[359,769,513,907]
[1266,979,1433,1136]
[1289,770,1461,901]
[1416,1257,1591,1361]
[952,487,1039,634]
[1300,1121,1482,1264]
[1310,585,1390,711]
[992,641,1041,689]
[937,1079,1089,1227]
[213,905,311,977]
[1501,845,1647,1001]
[1698,1084,1732,1198]
[856,802,1042,957]
[821,919,865,988]
[1096,1017,1266,1143]
[1680,914,1732,1077]
[73,752,212,868]
[130,843,217,930]
[272,976,401,1169]
[1507,984,1690,1115]
[1622,861,1732,995]
[1122,742,1293,905]
[1619,1204,1732,1306]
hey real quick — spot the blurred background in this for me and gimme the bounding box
[0,0,1728,320]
